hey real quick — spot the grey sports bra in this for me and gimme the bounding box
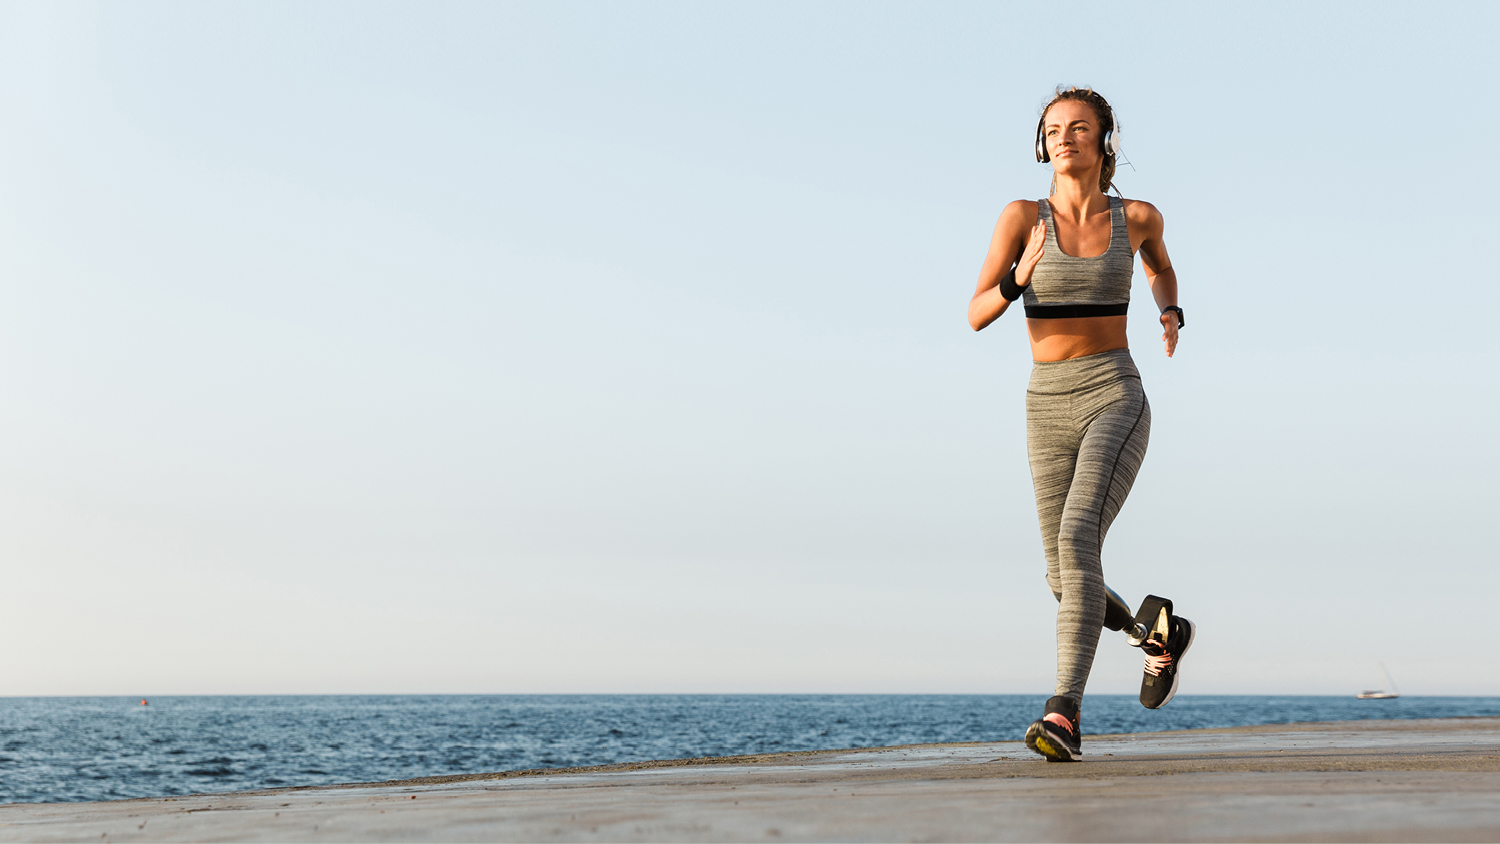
[1022,196,1134,318]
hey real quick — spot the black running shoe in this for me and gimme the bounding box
[1024,695,1082,762]
[1140,615,1195,709]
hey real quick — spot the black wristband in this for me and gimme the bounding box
[1162,305,1184,328]
[999,270,1025,302]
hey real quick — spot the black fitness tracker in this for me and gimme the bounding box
[1162,306,1184,329]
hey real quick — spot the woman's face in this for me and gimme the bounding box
[1042,100,1104,175]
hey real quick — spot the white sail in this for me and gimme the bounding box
[1356,661,1399,699]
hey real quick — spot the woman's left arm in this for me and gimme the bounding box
[1128,201,1180,358]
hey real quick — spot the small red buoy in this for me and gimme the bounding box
[140,699,149,706]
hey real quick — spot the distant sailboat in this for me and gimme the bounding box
[1356,662,1400,699]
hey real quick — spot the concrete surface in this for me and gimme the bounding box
[3,718,1498,842]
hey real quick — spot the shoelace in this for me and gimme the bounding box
[1143,646,1173,677]
[1042,712,1076,734]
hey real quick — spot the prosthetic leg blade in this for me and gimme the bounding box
[1127,594,1173,648]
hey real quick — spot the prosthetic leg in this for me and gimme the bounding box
[1104,587,1173,649]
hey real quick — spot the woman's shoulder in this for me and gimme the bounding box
[999,199,1042,226]
[1121,198,1165,237]
[1121,198,1164,225]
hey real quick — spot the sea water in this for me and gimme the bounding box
[2,694,1497,804]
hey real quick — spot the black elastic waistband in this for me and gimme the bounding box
[1024,303,1129,319]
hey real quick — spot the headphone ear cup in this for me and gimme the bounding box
[1035,117,1049,163]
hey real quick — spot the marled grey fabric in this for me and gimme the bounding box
[1022,196,1133,307]
[1026,349,1150,701]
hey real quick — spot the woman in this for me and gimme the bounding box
[967,87,1194,763]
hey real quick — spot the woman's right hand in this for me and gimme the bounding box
[1015,220,1046,288]
[969,202,1046,331]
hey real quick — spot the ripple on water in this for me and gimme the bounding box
[1,694,1498,804]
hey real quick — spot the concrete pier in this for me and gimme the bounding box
[2,717,1498,842]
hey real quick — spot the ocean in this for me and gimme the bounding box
[3,694,1498,805]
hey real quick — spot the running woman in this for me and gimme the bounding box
[967,87,1194,762]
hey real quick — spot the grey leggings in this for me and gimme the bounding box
[1026,349,1151,701]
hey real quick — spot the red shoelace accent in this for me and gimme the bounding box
[1042,712,1075,734]
[1143,648,1173,677]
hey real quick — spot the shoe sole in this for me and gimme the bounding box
[1151,617,1196,709]
[1025,720,1081,762]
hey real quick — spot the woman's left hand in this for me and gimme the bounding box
[1159,311,1179,358]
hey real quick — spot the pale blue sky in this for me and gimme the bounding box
[1,1,1496,696]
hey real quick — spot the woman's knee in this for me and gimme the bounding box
[1046,570,1062,600]
[1055,523,1100,568]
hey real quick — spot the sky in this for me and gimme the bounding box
[1,1,1497,697]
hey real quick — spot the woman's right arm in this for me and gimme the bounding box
[969,200,1044,331]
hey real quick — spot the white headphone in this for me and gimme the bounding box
[1034,96,1120,163]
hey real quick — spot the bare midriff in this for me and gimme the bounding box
[1027,315,1128,362]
